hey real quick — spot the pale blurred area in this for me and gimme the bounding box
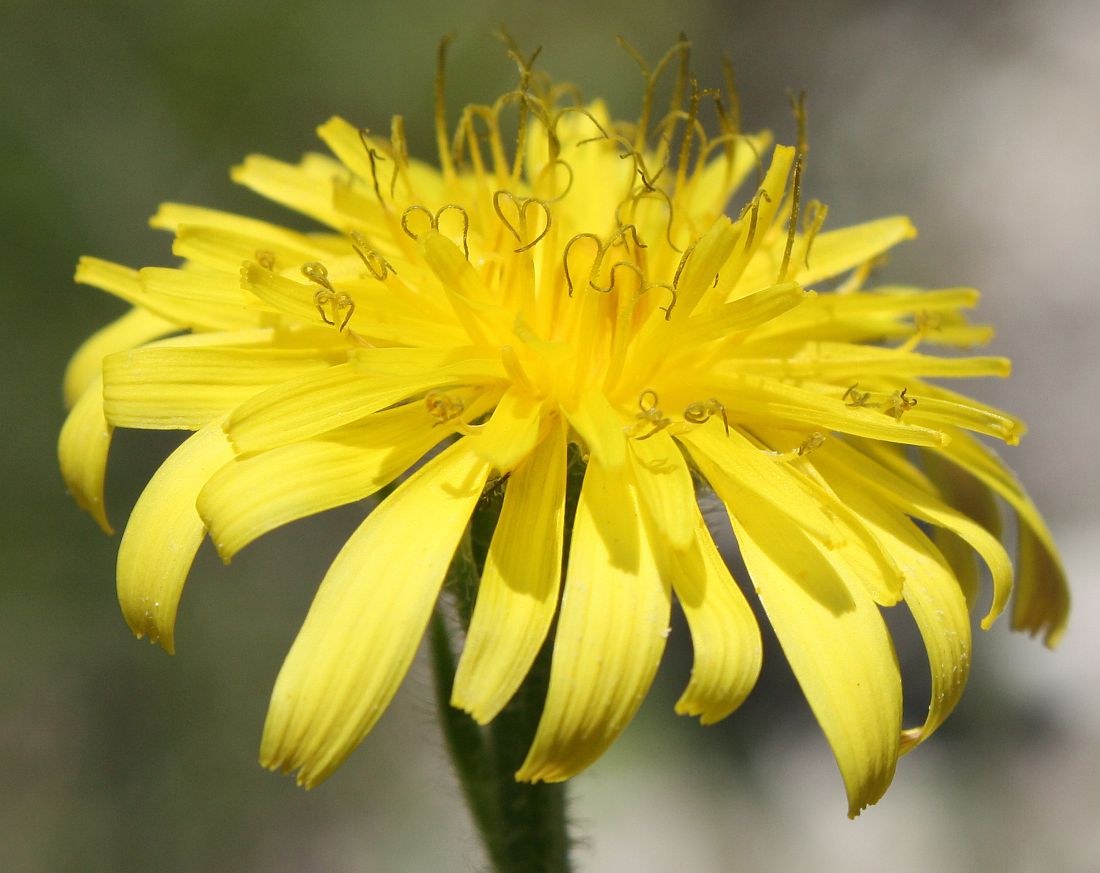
[2,0,1097,871]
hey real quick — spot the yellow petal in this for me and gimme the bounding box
[199,395,491,560]
[793,216,917,286]
[671,216,740,318]
[716,481,902,817]
[116,421,236,654]
[151,203,347,254]
[562,388,627,471]
[261,442,491,788]
[467,387,542,472]
[58,376,113,534]
[673,281,807,346]
[228,354,505,454]
[627,429,695,550]
[517,458,671,782]
[172,223,333,273]
[74,257,257,331]
[680,421,841,547]
[824,439,1012,629]
[452,420,567,722]
[103,342,333,430]
[821,466,971,753]
[668,511,762,724]
[930,429,1069,646]
[712,374,948,447]
[63,307,177,409]
[230,154,352,230]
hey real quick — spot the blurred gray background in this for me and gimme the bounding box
[2,0,1097,871]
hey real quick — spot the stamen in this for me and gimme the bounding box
[350,231,396,281]
[425,390,465,424]
[492,191,552,253]
[616,186,681,252]
[302,262,355,331]
[721,54,741,137]
[884,387,917,419]
[778,90,808,283]
[400,205,436,241]
[357,129,388,207]
[740,189,772,251]
[434,204,471,260]
[389,115,409,199]
[435,33,456,179]
[683,398,730,436]
[255,250,276,271]
[563,232,604,297]
[632,389,672,439]
[532,158,574,203]
[801,199,828,268]
[795,431,827,456]
[400,204,471,260]
[615,37,691,153]
[843,383,873,407]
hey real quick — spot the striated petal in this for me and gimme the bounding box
[467,387,543,472]
[103,343,334,430]
[172,223,334,273]
[74,257,258,331]
[930,429,1069,646]
[627,429,695,550]
[792,216,916,287]
[58,376,113,533]
[818,460,971,753]
[151,203,347,254]
[824,439,1013,628]
[199,394,493,560]
[63,307,178,408]
[715,480,902,817]
[668,510,762,724]
[563,388,627,471]
[516,458,671,782]
[711,374,948,447]
[672,216,740,318]
[452,420,567,722]
[672,281,808,346]
[116,421,236,654]
[261,442,490,788]
[680,420,841,546]
[230,153,353,230]
[228,351,505,454]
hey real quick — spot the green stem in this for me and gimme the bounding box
[430,523,572,873]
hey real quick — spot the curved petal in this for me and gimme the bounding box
[103,344,334,430]
[260,442,491,788]
[453,420,566,722]
[562,388,627,471]
[717,486,902,817]
[58,376,113,533]
[817,458,971,754]
[516,457,671,782]
[679,420,840,546]
[824,439,1013,629]
[628,429,696,550]
[198,397,487,561]
[63,307,177,408]
[116,421,236,654]
[467,387,543,473]
[668,507,762,725]
[930,429,1069,647]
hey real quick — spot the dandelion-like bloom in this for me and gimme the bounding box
[60,41,1068,816]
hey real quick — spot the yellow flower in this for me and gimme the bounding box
[59,41,1068,817]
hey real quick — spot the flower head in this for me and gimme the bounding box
[60,39,1068,816]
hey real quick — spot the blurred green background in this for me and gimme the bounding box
[3,1,1097,871]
